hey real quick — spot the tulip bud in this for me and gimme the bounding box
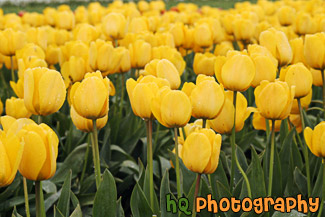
[169,22,185,48]
[70,105,108,132]
[182,128,222,174]
[61,56,87,87]
[73,24,99,44]
[183,74,225,120]
[102,13,126,40]
[290,37,307,65]
[193,52,216,76]
[0,28,27,56]
[55,10,75,30]
[128,17,149,34]
[6,97,32,119]
[304,33,325,70]
[24,67,66,116]
[115,47,131,74]
[182,25,195,51]
[129,40,152,69]
[151,87,191,128]
[138,1,150,12]
[277,6,295,26]
[255,80,295,120]
[304,122,325,158]
[43,7,56,26]
[46,45,61,66]
[71,71,111,119]
[294,12,316,35]
[233,18,255,42]
[214,41,234,56]
[208,91,253,134]
[75,6,88,24]
[194,23,213,49]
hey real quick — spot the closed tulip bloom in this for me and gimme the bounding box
[6,97,32,119]
[304,122,325,158]
[26,27,48,51]
[291,89,312,114]
[249,54,276,87]
[71,71,111,119]
[138,1,150,12]
[183,75,225,119]
[208,91,253,134]
[75,6,88,24]
[89,40,122,76]
[252,111,282,132]
[182,128,222,174]
[43,7,56,26]
[215,51,255,92]
[0,28,27,56]
[102,13,126,40]
[16,43,45,63]
[115,47,131,73]
[259,28,293,66]
[214,41,234,57]
[290,37,307,65]
[128,17,149,34]
[193,52,216,76]
[182,25,195,51]
[17,122,59,181]
[45,45,61,66]
[142,59,181,89]
[255,80,295,120]
[10,78,24,99]
[277,6,295,26]
[70,105,108,133]
[294,12,316,35]
[24,67,66,116]
[311,68,323,87]
[61,56,87,87]
[151,87,191,128]
[169,22,185,48]
[129,40,152,69]
[127,75,169,119]
[0,129,24,187]
[233,18,255,41]
[73,24,99,44]
[279,63,312,98]
[55,10,75,30]
[304,33,325,70]
[221,13,236,35]
[194,23,213,49]
[17,57,47,79]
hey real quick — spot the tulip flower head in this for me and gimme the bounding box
[304,122,325,158]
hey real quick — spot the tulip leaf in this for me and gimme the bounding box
[42,180,57,194]
[143,166,160,216]
[279,119,289,145]
[198,178,214,217]
[93,169,117,217]
[234,146,248,186]
[54,206,65,217]
[44,191,61,212]
[160,170,177,217]
[293,167,307,197]
[272,210,306,217]
[180,175,196,217]
[0,177,21,201]
[11,206,22,217]
[116,197,125,217]
[210,156,229,200]
[130,183,153,217]
[55,170,71,217]
[312,160,323,198]
[69,205,82,217]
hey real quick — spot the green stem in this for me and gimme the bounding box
[321,69,325,119]
[265,118,270,142]
[37,115,42,124]
[119,73,125,118]
[267,120,275,196]
[154,123,160,152]
[23,177,30,217]
[10,55,15,82]
[298,98,311,198]
[192,174,201,217]
[174,128,182,200]
[146,120,154,210]
[80,136,90,185]
[317,159,325,217]
[234,149,252,197]
[35,181,45,217]
[230,91,237,191]
[114,39,118,48]
[91,120,101,189]
[202,119,206,128]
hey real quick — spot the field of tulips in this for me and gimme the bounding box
[2,0,325,216]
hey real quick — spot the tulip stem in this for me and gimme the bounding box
[119,73,125,118]
[91,120,101,189]
[317,159,325,217]
[146,119,154,210]
[192,174,201,217]
[10,55,15,82]
[23,177,30,217]
[202,119,206,128]
[35,181,45,217]
[267,120,275,196]
[298,98,311,198]
[322,69,325,120]
[174,127,182,200]
[265,119,270,142]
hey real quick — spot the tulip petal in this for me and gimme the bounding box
[0,140,11,187]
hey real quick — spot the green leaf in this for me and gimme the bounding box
[312,161,323,198]
[116,197,125,217]
[143,166,160,216]
[272,210,306,217]
[198,178,214,217]
[160,170,177,217]
[294,167,307,197]
[234,146,248,187]
[42,180,57,194]
[54,206,65,217]
[0,177,21,201]
[93,169,117,217]
[130,183,153,217]
[55,170,72,217]
[70,205,82,217]
[11,206,22,217]
[248,146,266,199]
[210,157,229,200]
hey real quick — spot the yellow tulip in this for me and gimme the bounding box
[0,98,2,115]
[289,114,302,133]
[18,122,59,181]
[193,52,216,76]
[26,27,48,51]
[279,63,312,99]
[221,13,236,35]
[4,55,18,70]
[259,28,293,66]
[73,24,99,44]
[129,40,152,69]
[45,45,61,66]
[115,47,131,74]
[71,71,111,119]
[194,23,213,49]
[138,1,150,12]
[182,25,195,51]
[233,18,255,41]
[183,74,225,119]
[6,97,32,119]
[152,46,185,75]
[304,33,325,70]
[17,56,47,79]
[149,0,165,11]
[60,41,89,65]
[304,122,325,158]
[155,32,175,48]
[75,6,88,24]
[169,22,185,48]
[214,41,234,57]
[310,68,323,87]
[61,56,87,87]
[215,51,255,92]
[142,59,181,89]
[294,12,317,35]
[252,111,282,132]
[182,128,222,174]
[255,80,295,120]
[10,78,24,99]
[89,39,122,76]
[70,105,108,133]
[128,17,149,34]
[54,29,71,46]
[102,13,126,40]
[43,7,56,26]
[208,91,253,134]
[277,6,295,26]
[126,75,170,119]
[151,87,191,128]
[24,67,66,116]
[0,28,27,56]
[16,43,45,62]
[0,128,24,187]
[291,89,312,114]
[55,10,75,30]
[290,37,307,65]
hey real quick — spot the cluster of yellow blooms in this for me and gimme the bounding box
[0,0,325,196]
